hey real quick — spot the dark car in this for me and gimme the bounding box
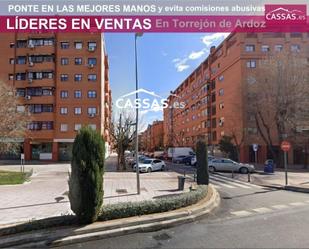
[172,155,193,165]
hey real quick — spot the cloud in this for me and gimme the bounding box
[188,50,205,60]
[172,33,230,73]
[176,64,190,72]
[201,33,230,46]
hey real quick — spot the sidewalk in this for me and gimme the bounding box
[0,156,192,226]
[222,169,309,192]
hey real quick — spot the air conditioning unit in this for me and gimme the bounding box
[25,95,31,100]
[88,64,94,68]
[88,47,95,52]
[28,78,33,83]
[29,61,34,67]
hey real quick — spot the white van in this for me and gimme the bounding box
[167,147,195,159]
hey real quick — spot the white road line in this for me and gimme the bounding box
[209,182,221,189]
[230,210,252,217]
[210,180,236,189]
[305,200,309,203]
[211,174,263,189]
[272,204,289,210]
[252,207,272,213]
[210,175,251,189]
[289,202,306,206]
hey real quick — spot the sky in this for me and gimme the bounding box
[104,33,229,129]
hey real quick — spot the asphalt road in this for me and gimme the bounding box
[58,162,309,249]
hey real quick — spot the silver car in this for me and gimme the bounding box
[133,159,166,173]
[209,158,255,174]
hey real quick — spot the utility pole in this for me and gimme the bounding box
[134,33,142,195]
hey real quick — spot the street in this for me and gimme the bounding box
[60,161,309,248]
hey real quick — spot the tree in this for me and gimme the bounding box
[69,127,105,224]
[110,112,135,171]
[196,140,209,185]
[249,51,309,166]
[0,81,28,155]
[218,135,238,161]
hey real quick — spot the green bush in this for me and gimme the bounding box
[196,140,209,185]
[69,126,105,224]
[99,185,208,221]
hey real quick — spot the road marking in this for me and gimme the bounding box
[289,202,306,206]
[210,175,251,189]
[210,180,236,189]
[272,204,289,210]
[212,174,263,189]
[252,207,272,213]
[209,182,221,189]
[230,210,252,217]
[305,200,309,203]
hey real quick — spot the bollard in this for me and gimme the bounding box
[248,171,251,182]
[231,170,234,178]
[193,173,196,182]
[183,170,186,177]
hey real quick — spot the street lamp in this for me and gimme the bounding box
[134,32,143,195]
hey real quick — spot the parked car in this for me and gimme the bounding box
[172,155,193,165]
[153,151,164,158]
[133,159,166,173]
[168,147,195,159]
[191,155,215,166]
[208,158,255,174]
[127,155,148,167]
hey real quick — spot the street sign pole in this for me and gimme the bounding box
[284,151,288,186]
[281,140,291,186]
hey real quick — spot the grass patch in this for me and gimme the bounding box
[0,170,28,185]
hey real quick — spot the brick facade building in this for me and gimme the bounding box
[0,33,112,161]
[164,32,309,164]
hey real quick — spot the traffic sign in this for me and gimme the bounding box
[281,141,291,152]
[252,144,259,152]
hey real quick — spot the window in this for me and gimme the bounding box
[219,117,224,127]
[60,107,68,115]
[16,40,27,48]
[9,58,15,64]
[88,58,97,65]
[28,121,53,131]
[219,102,224,109]
[42,104,53,112]
[246,60,256,68]
[88,90,96,98]
[74,107,82,115]
[60,74,69,81]
[42,88,53,96]
[60,124,68,132]
[17,105,25,113]
[75,42,83,49]
[74,124,82,131]
[16,88,26,97]
[248,127,257,134]
[60,91,68,98]
[10,43,15,48]
[88,124,96,130]
[261,45,270,52]
[88,107,97,115]
[74,74,82,82]
[9,74,14,80]
[75,58,82,65]
[74,90,82,98]
[275,44,283,52]
[27,87,42,96]
[291,44,300,52]
[16,73,26,80]
[245,44,255,52]
[88,74,97,81]
[60,42,69,49]
[219,88,224,96]
[88,42,97,51]
[218,75,224,81]
[61,58,69,65]
[247,76,256,84]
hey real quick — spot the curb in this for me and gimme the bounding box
[259,184,309,193]
[0,185,220,248]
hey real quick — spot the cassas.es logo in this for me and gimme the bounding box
[265,5,307,22]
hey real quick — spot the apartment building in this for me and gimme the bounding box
[164,32,309,164]
[139,120,164,152]
[0,32,112,161]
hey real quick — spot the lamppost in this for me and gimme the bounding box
[135,33,142,195]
